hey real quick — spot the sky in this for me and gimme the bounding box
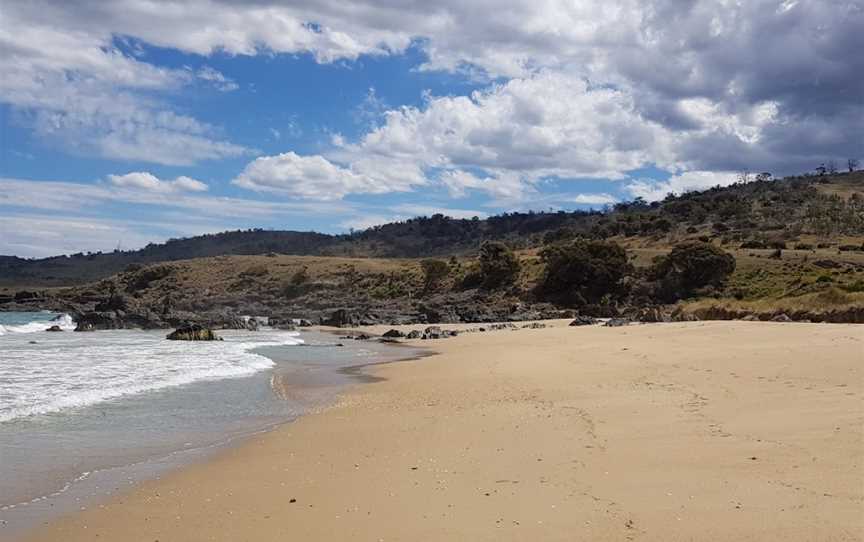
[1,0,861,258]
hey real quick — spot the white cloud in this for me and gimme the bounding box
[0,177,349,219]
[0,7,248,165]
[2,0,860,190]
[107,172,209,193]
[232,152,426,200]
[625,171,737,202]
[570,193,618,205]
[195,66,239,92]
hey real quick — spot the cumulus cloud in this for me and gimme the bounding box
[232,152,426,200]
[107,172,209,193]
[570,193,618,206]
[625,171,737,202]
[3,0,861,196]
[0,6,248,165]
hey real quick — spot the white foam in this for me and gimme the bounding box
[0,313,75,335]
[0,328,303,423]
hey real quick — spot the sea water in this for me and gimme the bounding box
[0,312,424,536]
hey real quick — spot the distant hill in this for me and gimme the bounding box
[1,171,862,287]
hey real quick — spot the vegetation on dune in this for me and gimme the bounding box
[537,238,632,306]
[475,241,521,290]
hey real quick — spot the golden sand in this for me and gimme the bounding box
[21,321,864,541]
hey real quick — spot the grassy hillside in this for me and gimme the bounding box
[1,171,862,291]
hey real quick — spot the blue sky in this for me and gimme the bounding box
[1,1,861,257]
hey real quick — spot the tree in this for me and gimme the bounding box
[420,259,450,291]
[650,241,736,296]
[849,158,860,172]
[477,241,521,289]
[755,172,773,182]
[538,238,632,306]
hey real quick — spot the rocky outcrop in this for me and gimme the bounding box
[631,306,673,323]
[382,329,405,338]
[569,316,598,326]
[166,324,221,341]
[604,318,633,327]
[321,309,380,327]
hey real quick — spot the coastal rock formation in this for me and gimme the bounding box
[569,316,598,326]
[604,318,633,327]
[382,329,405,338]
[166,324,222,341]
[45,325,63,332]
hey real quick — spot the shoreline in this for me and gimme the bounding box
[1,328,427,539]
[16,320,864,541]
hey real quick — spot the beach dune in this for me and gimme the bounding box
[21,321,864,541]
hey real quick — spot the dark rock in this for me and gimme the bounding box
[166,324,222,341]
[378,337,401,343]
[569,316,598,326]
[382,329,405,338]
[521,322,546,329]
[422,326,444,339]
[14,290,40,301]
[771,313,793,322]
[604,318,633,327]
[45,325,63,332]
[321,309,379,327]
[633,307,672,323]
[406,330,423,339]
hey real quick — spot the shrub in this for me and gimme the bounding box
[420,259,450,290]
[538,238,632,306]
[477,241,521,289]
[651,241,736,296]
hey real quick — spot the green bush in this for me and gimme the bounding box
[538,238,631,306]
[651,241,736,296]
[477,241,521,289]
[420,259,450,290]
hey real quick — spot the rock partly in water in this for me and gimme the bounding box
[166,324,222,341]
[45,325,63,332]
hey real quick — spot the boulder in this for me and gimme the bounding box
[771,313,793,322]
[45,325,63,332]
[321,309,379,327]
[569,316,598,326]
[406,330,423,339]
[633,307,672,323]
[422,326,444,339]
[166,324,222,341]
[604,318,633,327]
[382,329,405,338]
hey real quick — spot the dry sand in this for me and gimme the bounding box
[19,321,864,541]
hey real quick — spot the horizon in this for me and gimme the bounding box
[2,1,862,257]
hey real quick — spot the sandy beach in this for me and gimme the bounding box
[19,321,864,542]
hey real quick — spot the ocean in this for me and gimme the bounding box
[0,312,423,536]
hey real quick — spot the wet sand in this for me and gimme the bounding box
[19,321,864,541]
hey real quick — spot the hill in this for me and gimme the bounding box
[1,171,862,288]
